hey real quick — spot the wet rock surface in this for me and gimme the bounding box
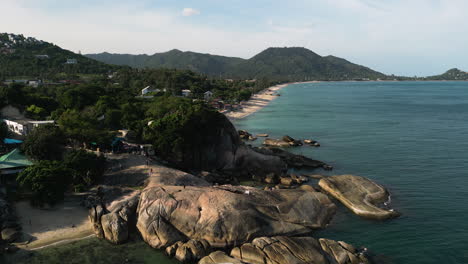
[319,175,400,220]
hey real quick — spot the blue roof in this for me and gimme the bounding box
[3,138,23,144]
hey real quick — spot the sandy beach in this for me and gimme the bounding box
[225,81,320,120]
[14,198,93,250]
[224,84,288,119]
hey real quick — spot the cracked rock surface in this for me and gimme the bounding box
[136,185,336,249]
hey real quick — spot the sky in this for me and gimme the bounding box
[1,0,467,76]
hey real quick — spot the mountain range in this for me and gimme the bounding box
[86,47,386,81]
[1,32,467,82]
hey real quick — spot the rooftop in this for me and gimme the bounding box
[0,148,33,170]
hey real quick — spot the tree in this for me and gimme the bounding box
[0,122,8,142]
[21,124,65,161]
[64,149,106,191]
[17,161,73,206]
[25,104,48,120]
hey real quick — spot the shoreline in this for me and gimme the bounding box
[225,81,320,120]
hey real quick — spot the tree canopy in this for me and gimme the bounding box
[21,124,65,161]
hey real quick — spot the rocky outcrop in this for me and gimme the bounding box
[166,239,212,263]
[88,193,140,244]
[0,194,21,245]
[136,185,336,249]
[239,130,257,141]
[282,135,303,146]
[169,114,285,179]
[199,236,370,264]
[199,251,243,264]
[263,138,291,147]
[319,175,400,220]
[253,147,332,170]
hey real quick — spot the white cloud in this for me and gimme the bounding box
[182,8,200,17]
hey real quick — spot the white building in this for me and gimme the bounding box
[2,119,55,136]
[141,86,153,95]
[182,89,192,97]
[204,91,213,101]
[66,58,77,64]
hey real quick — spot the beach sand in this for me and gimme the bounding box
[225,84,289,120]
[225,82,319,120]
[14,198,93,250]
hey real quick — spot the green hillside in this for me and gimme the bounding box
[87,47,387,81]
[0,33,119,79]
[87,49,244,77]
[426,68,468,80]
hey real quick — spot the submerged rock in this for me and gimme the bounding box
[263,138,291,147]
[136,185,336,249]
[319,175,400,220]
[254,147,331,170]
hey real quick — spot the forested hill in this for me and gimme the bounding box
[86,49,244,77]
[87,47,387,81]
[425,68,468,80]
[0,33,119,79]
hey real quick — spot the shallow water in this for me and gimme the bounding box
[234,81,468,264]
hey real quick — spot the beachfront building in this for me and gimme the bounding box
[0,149,33,183]
[182,89,192,97]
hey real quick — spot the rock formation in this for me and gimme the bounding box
[253,147,332,170]
[89,193,140,244]
[136,185,336,249]
[319,175,400,220]
[199,236,370,264]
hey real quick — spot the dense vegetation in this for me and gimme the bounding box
[21,125,65,161]
[425,68,468,80]
[87,47,387,81]
[87,49,244,77]
[0,33,119,80]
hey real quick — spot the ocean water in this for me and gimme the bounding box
[234,81,468,264]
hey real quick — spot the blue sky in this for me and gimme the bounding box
[1,0,467,76]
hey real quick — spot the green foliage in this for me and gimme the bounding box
[426,68,468,80]
[16,161,73,206]
[0,122,8,142]
[0,33,120,80]
[63,149,106,191]
[57,109,114,148]
[21,124,65,161]
[25,104,47,120]
[144,96,226,167]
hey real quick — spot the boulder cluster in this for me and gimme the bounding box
[0,192,21,254]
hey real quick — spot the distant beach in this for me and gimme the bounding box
[225,81,320,120]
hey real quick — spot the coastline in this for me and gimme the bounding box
[225,81,320,120]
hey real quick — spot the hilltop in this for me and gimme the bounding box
[0,33,119,79]
[87,47,387,81]
[426,68,468,81]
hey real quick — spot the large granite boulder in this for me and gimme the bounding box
[89,193,140,244]
[166,239,212,262]
[263,138,291,148]
[136,185,336,249]
[199,236,370,264]
[157,112,286,178]
[319,175,400,220]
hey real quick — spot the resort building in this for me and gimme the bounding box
[0,149,32,183]
[66,58,78,64]
[2,118,55,136]
[182,89,192,97]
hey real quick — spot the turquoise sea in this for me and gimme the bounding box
[234,81,468,264]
